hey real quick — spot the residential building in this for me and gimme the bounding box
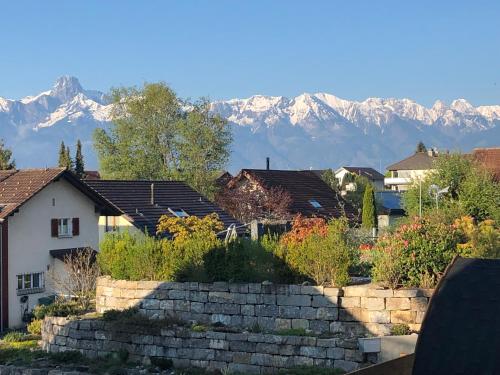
[84,180,242,242]
[223,169,357,221]
[334,167,385,191]
[375,191,406,228]
[385,149,439,191]
[0,168,118,329]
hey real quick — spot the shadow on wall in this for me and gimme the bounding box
[42,275,432,374]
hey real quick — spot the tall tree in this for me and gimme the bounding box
[58,141,71,169]
[65,146,73,170]
[177,99,232,198]
[321,169,339,191]
[93,83,232,197]
[0,139,15,170]
[74,139,85,178]
[416,141,427,153]
[362,184,377,229]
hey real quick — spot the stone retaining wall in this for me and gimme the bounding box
[42,317,364,373]
[97,277,433,337]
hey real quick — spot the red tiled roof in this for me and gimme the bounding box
[234,169,357,220]
[0,168,119,219]
[472,147,500,181]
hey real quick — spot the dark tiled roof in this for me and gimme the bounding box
[50,247,97,261]
[340,167,385,181]
[473,147,500,181]
[413,257,500,375]
[386,152,438,171]
[237,169,357,220]
[0,168,118,219]
[84,180,242,236]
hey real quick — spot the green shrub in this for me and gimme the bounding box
[2,331,25,342]
[372,215,462,288]
[390,324,411,336]
[32,300,84,320]
[280,218,356,286]
[27,319,42,335]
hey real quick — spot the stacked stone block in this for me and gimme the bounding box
[96,277,433,336]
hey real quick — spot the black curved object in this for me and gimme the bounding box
[413,257,500,375]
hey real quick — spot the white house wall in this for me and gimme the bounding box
[7,179,100,328]
[97,215,140,244]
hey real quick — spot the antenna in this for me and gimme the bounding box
[150,183,154,205]
[428,184,449,210]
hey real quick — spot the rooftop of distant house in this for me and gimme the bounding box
[471,147,500,181]
[387,149,439,171]
[85,179,241,236]
[229,169,358,220]
[337,166,385,181]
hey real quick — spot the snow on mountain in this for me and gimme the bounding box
[0,76,499,171]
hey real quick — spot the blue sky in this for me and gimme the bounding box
[1,0,499,106]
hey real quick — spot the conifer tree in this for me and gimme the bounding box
[65,146,73,170]
[74,139,85,178]
[58,141,68,168]
[362,184,378,229]
[416,141,427,153]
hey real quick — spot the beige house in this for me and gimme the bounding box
[385,150,439,191]
[0,169,118,329]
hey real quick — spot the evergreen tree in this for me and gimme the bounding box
[74,139,85,178]
[0,139,15,170]
[416,141,427,153]
[65,146,73,171]
[58,141,68,168]
[362,184,378,229]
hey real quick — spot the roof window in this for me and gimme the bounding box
[168,208,189,218]
[309,199,322,209]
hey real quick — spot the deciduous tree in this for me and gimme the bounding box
[0,139,15,170]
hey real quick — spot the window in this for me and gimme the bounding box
[58,218,72,237]
[309,199,322,209]
[168,208,189,218]
[16,272,44,295]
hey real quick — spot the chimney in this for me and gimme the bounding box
[150,183,155,205]
[266,157,270,170]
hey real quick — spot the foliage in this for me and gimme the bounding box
[455,216,500,258]
[157,213,224,241]
[1,331,25,342]
[98,231,165,281]
[58,141,72,169]
[371,215,462,288]
[278,217,355,286]
[361,184,377,229]
[281,215,328,245]
[216,183,292,223]
[0,139,15,170]
[93,82,232,198]
[276,328,309,336]
[74,139,85,178]
[102,307,139,321]
[27,319,42,335]
[32,300,85,320]
[416,141,427,153]
[320,169,339,191]
[390,324,411,336]
[49,248,99,310]
[403,153,500,223]
[342,173,370,216]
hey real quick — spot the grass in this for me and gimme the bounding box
[275,328,310,337]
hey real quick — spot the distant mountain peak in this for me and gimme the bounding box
[50,75,83,101]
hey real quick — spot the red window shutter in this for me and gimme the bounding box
[72,218,80,236]
[51,219,58,237]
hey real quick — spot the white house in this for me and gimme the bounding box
[385,150,439,191]
[334,167,385,191]
[0,168,118,329]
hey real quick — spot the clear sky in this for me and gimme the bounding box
[1,0,499,106]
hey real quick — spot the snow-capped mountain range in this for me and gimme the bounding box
[1,76,499,172]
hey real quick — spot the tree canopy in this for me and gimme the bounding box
[416,141,427,153]
[403,153,500,223]
[58,141,72,170]
[0,140,15,170]
[362,184,378,229]
[74,139,85,178]
[93,83,232,198]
